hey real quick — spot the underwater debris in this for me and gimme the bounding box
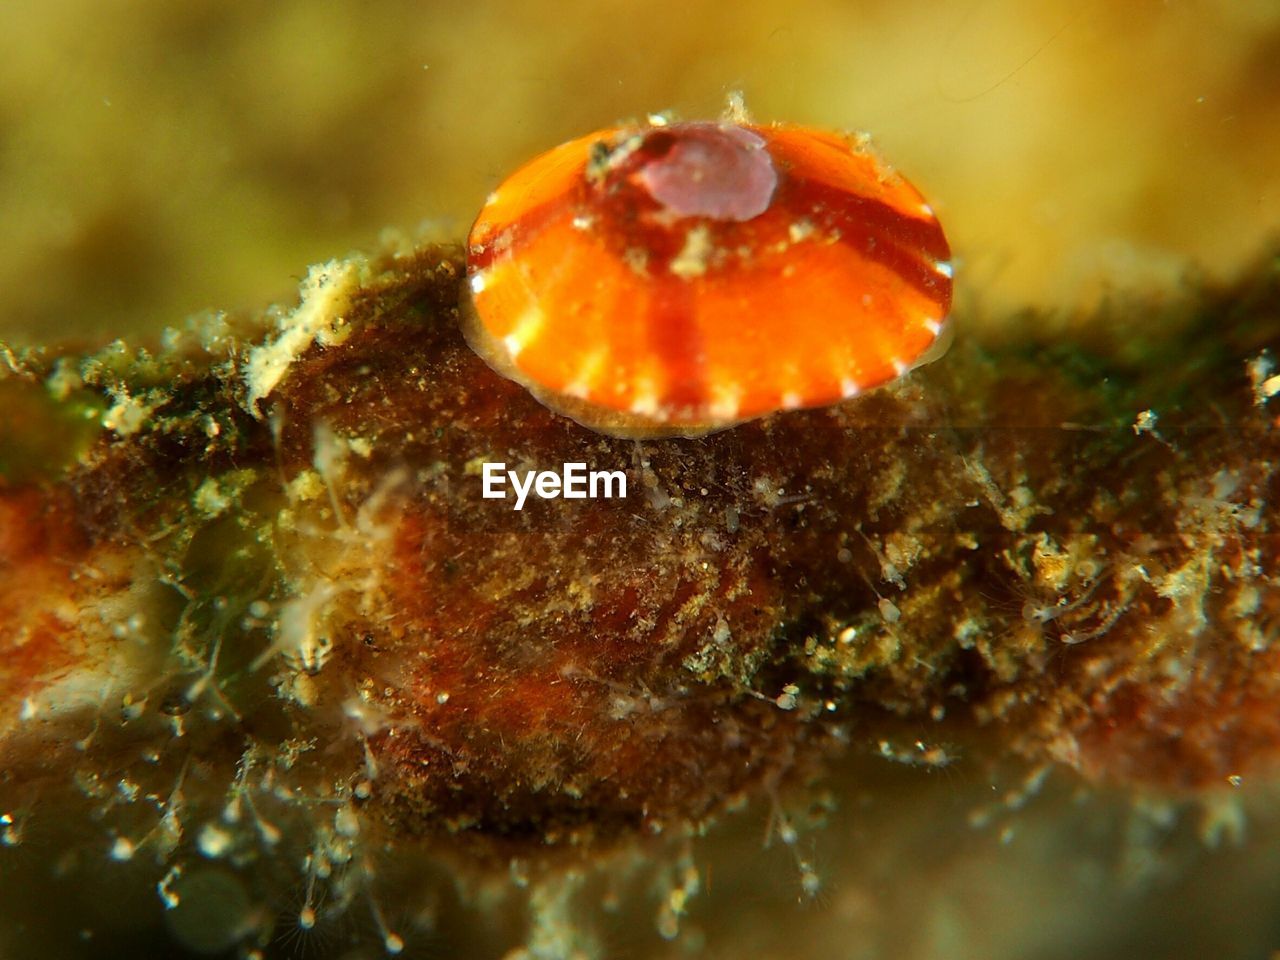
[1,231,1278,957]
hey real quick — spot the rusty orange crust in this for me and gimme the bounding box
[464,120,952,436]
[0,491,88,725]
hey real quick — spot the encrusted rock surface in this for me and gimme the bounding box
[1,234,1277,958]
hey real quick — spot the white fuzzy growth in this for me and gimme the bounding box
[261,467,408,685]
[721,89,751,124]
[276,582,338,674]
[102,389,157,437]
[244,259,364,415]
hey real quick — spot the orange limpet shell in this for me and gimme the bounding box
[464,118,953,437]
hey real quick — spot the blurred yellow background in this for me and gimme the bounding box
[1,0,1277,342]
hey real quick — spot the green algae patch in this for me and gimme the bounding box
[0,375,104,484]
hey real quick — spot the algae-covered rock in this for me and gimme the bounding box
[1,232,1278,958]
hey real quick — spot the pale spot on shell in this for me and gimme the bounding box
[563,349,608,399]
[629,371,663,417]
[669,225,713,279]
[707,385,743,422]
[502,306,546,360]
[630,393,660,416]
[788,219,815,243]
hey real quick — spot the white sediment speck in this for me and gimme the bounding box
[197,822,233,858]
[244,258,363,414]
[669,225,713,279]
[788,219,815,243]
[469,271,487,295]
